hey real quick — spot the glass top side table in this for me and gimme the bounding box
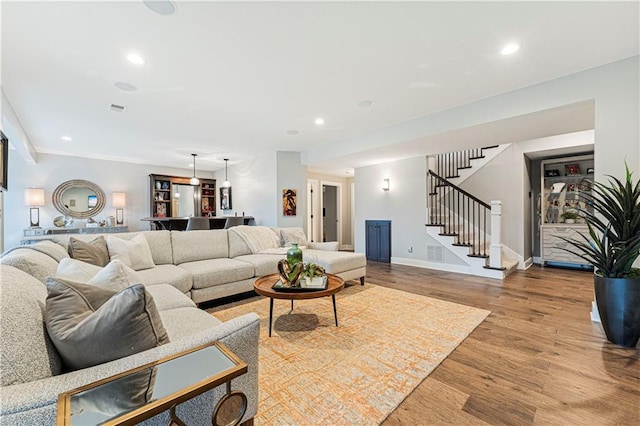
[57,341,248,426]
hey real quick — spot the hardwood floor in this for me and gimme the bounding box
[364,262,640,425]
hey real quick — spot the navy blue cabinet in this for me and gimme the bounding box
[365,220,391,262]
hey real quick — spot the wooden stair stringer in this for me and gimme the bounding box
[445,144,511,187]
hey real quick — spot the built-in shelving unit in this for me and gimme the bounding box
[540,153,594,268]
[149,174,216,219]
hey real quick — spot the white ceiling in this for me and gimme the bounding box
[2,1,638,174]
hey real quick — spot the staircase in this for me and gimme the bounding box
[426,146,519,279]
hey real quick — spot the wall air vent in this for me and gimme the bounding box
[109,104,125,112]
[427,245,444,262]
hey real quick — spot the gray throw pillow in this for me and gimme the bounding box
[68,236,110,267]
[45,277,169,371]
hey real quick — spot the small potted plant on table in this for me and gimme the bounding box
[302,263,327,288]
[561,210,581,224]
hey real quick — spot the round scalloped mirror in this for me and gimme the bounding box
[52,179,106,219]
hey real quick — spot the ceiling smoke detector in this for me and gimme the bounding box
[114,82,137,92]
[110,104,125,112]
[143,1,177,16]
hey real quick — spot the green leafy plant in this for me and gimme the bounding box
[560,163,640,278]
[302,262,326,279]
[561,211,580,220]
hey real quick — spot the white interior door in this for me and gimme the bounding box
[320,181,342,244]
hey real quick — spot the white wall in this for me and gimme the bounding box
[459,144,526,258]
[213,153,278,225]
[4,153,213,249]
[354,157,428,259]
[276,151,307,229]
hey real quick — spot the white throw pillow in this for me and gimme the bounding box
[107,234,155,271]
[56,259,143,292]
[281,227,309,247]
[89,260,143,292]
[56,258,102,282]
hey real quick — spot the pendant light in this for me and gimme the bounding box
[222,158,231,188]
[190,153,200,186]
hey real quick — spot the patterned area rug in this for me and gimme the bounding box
[209,283,489,425]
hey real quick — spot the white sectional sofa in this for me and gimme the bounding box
[3,226,366,305]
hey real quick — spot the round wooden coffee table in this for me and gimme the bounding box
[254,273,345,337]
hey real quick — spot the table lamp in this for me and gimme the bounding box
[112,192,126,225]
[24,188,45,228]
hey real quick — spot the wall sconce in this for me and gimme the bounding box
[112,192,126,225]
[382,178,390,191]
[24,188,45,228]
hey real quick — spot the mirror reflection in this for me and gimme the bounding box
[60,187,98,213]
[172,184,196,217]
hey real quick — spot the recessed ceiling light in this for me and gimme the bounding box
[501,43,520,55]
[357,100,375,108]
[127,53,145,65]
[61,136,72,141]
[314,118,325,126]
[114,82,138,92]
[286,130,299,135]
[143,0,177,15]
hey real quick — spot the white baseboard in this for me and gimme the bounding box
[591,301,601,323]
[522,257,533,269]
[391,257,471,275]
[340,244,354,251]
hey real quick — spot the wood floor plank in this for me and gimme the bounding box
[382,378,489,426]
[371,262,640,426]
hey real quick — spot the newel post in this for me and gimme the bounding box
[489,200,502,269]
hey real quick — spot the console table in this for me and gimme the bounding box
[21,226,129,245]
[141,216,255,231]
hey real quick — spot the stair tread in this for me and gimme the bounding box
[468,253,490,259]
[483,265,507,271]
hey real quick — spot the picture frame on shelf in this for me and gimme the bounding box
[565,164,580,175]
[578,178,592,191]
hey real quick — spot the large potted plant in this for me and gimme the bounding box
[561,164,640,347]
